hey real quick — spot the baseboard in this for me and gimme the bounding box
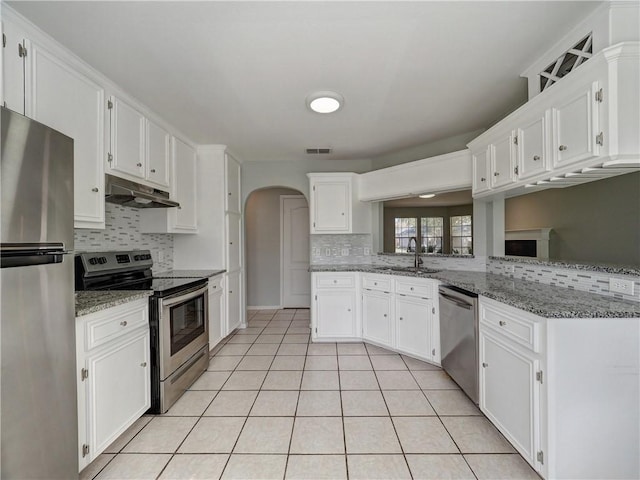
[247,305,282,310]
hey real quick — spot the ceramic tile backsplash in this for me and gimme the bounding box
[310,234,373,265]
[74,204,173,272]
[488,258,640,303]
[373,254,487,272]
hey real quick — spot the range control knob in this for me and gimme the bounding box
[89,257,98,265]
[134,255,141,261]
[98,257,107,265]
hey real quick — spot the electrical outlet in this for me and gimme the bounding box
[364,247,371,255]
[341,248,349,256]
[324,248,331,256]
[609,278,635,295]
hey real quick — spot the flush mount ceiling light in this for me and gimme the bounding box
[419,193,436,199]
[306,91,344,114]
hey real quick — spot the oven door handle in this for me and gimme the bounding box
[160,283,209,308]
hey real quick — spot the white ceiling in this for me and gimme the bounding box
[8,1,601,164]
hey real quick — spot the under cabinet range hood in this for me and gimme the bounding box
[104,174,180,208]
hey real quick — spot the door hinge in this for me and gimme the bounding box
[432,348,436,356]
[2,33,6,48]
[81,368,89,381]
[513,135,518,145]
[432,307,435,314]
[314,327,317,333]
[82,444,90,458]
[17,42,26,58]
[314,295,317,301]
[536,370,543,384]
[313,222,316,228]
[537,450,544,464]
[595,88,603,103]
[595,132,604,146]
[312,185,315,191]
[514,166,519,175]
[107,99,113,109]
[107,152,113,163]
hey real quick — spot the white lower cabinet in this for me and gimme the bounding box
[312,273,359,341]
[208,275,225,347]
[362,289,393,345]
[76,299,150,472]
[396,295,432,360]
[226,271,242,334]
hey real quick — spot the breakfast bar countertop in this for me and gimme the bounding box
[309,264,640,319]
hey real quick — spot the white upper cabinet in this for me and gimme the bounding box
[308,173,370,234]
[107,95,146,179]
[517,114,549,180]
[552,83,599,169]
[1,19,27,114]
[171,137,198,232]
[145,119,171,189]
[472,147,490,196]
[225,154,241,214]
[26,41,105,229]
[490,134,516,189]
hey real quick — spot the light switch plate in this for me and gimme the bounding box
[364,247,371,255]
[609,277,635,295]
[341,248,349,256]
[324,248,331,256]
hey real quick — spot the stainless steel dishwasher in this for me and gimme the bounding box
[439,285,479,404]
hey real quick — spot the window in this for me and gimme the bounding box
[394,217,417,253]
[421,217,443,254]
[450,215,472,255]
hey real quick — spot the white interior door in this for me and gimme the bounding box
[281,196,310,307]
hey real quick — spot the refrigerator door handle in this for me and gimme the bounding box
[1,245,67,268]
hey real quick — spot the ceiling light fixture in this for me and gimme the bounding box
[306,91,344,114]
[419,193,436,199]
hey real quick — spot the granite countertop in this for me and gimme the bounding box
[153,269,226,279]
[309,264,640,319]
[75,291,152,317]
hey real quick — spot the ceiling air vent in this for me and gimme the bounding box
[306,148,332,155]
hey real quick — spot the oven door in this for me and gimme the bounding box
[159,283,209,380]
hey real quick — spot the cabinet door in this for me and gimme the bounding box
[226,271,241,333]
[28,43,105,229]
[226,212,242,272]
[87,329,150,458]
[172,137,198,231]
[225,154,241,214]
[1,19,26,114]
[208,283,224,348]
[362,289,392,346]
[316,290,357,338]
[517,114,548,180]
[396,295,432,360]
[552,84,598,168]
[311,180,350,233]
[480,331,538,467]
[108,96,145,179]
[472,148,490,195]
[490,134,515,188]
[146,119,171,189]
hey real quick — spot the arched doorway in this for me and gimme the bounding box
[245,187,310,310]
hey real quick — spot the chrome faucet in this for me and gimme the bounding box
[408,237,423,269]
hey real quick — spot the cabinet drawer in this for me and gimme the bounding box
[395,278,433,298]
[84,300,149,351]
[480,302,538,352]
[315,273,356,289]
[362,275,393,292]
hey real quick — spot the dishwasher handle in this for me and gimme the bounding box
[439,291,473,310]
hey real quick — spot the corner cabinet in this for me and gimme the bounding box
[76,299,150,472]
[208,275,225,348]
[307,173,370,234]
[26,40,105,229]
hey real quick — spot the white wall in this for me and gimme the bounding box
[245,187,302,308]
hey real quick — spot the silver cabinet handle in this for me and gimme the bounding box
[559,145,567,151]
[91,187,99,192]
[347,308,351,312]
[480,177,486,182]
[228,192,232,196]
[140,362,147,367]
[120,321,128,327]
[374,282,377,286]
[410,287,414,291]
[533,155,540,161]
[482,362,488,368]
[499,320,506,326]
[341,212,345,216]
[383,314,387,318]
[150,168,156,173]
[399,317,403,321]
[494,172,500,176]
[136,163,142,167]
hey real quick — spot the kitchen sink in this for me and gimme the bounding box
[373,266,441,274]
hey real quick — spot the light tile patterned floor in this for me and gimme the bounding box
[83,309,540,480]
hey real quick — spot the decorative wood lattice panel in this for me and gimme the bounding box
[540,33,593,92]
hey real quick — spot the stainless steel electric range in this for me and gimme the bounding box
[75,250,209,413]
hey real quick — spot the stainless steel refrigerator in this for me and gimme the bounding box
[1,107,78,478]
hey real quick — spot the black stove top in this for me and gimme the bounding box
[75,250,207,296]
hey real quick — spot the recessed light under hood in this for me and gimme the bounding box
[104,174,180,209]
